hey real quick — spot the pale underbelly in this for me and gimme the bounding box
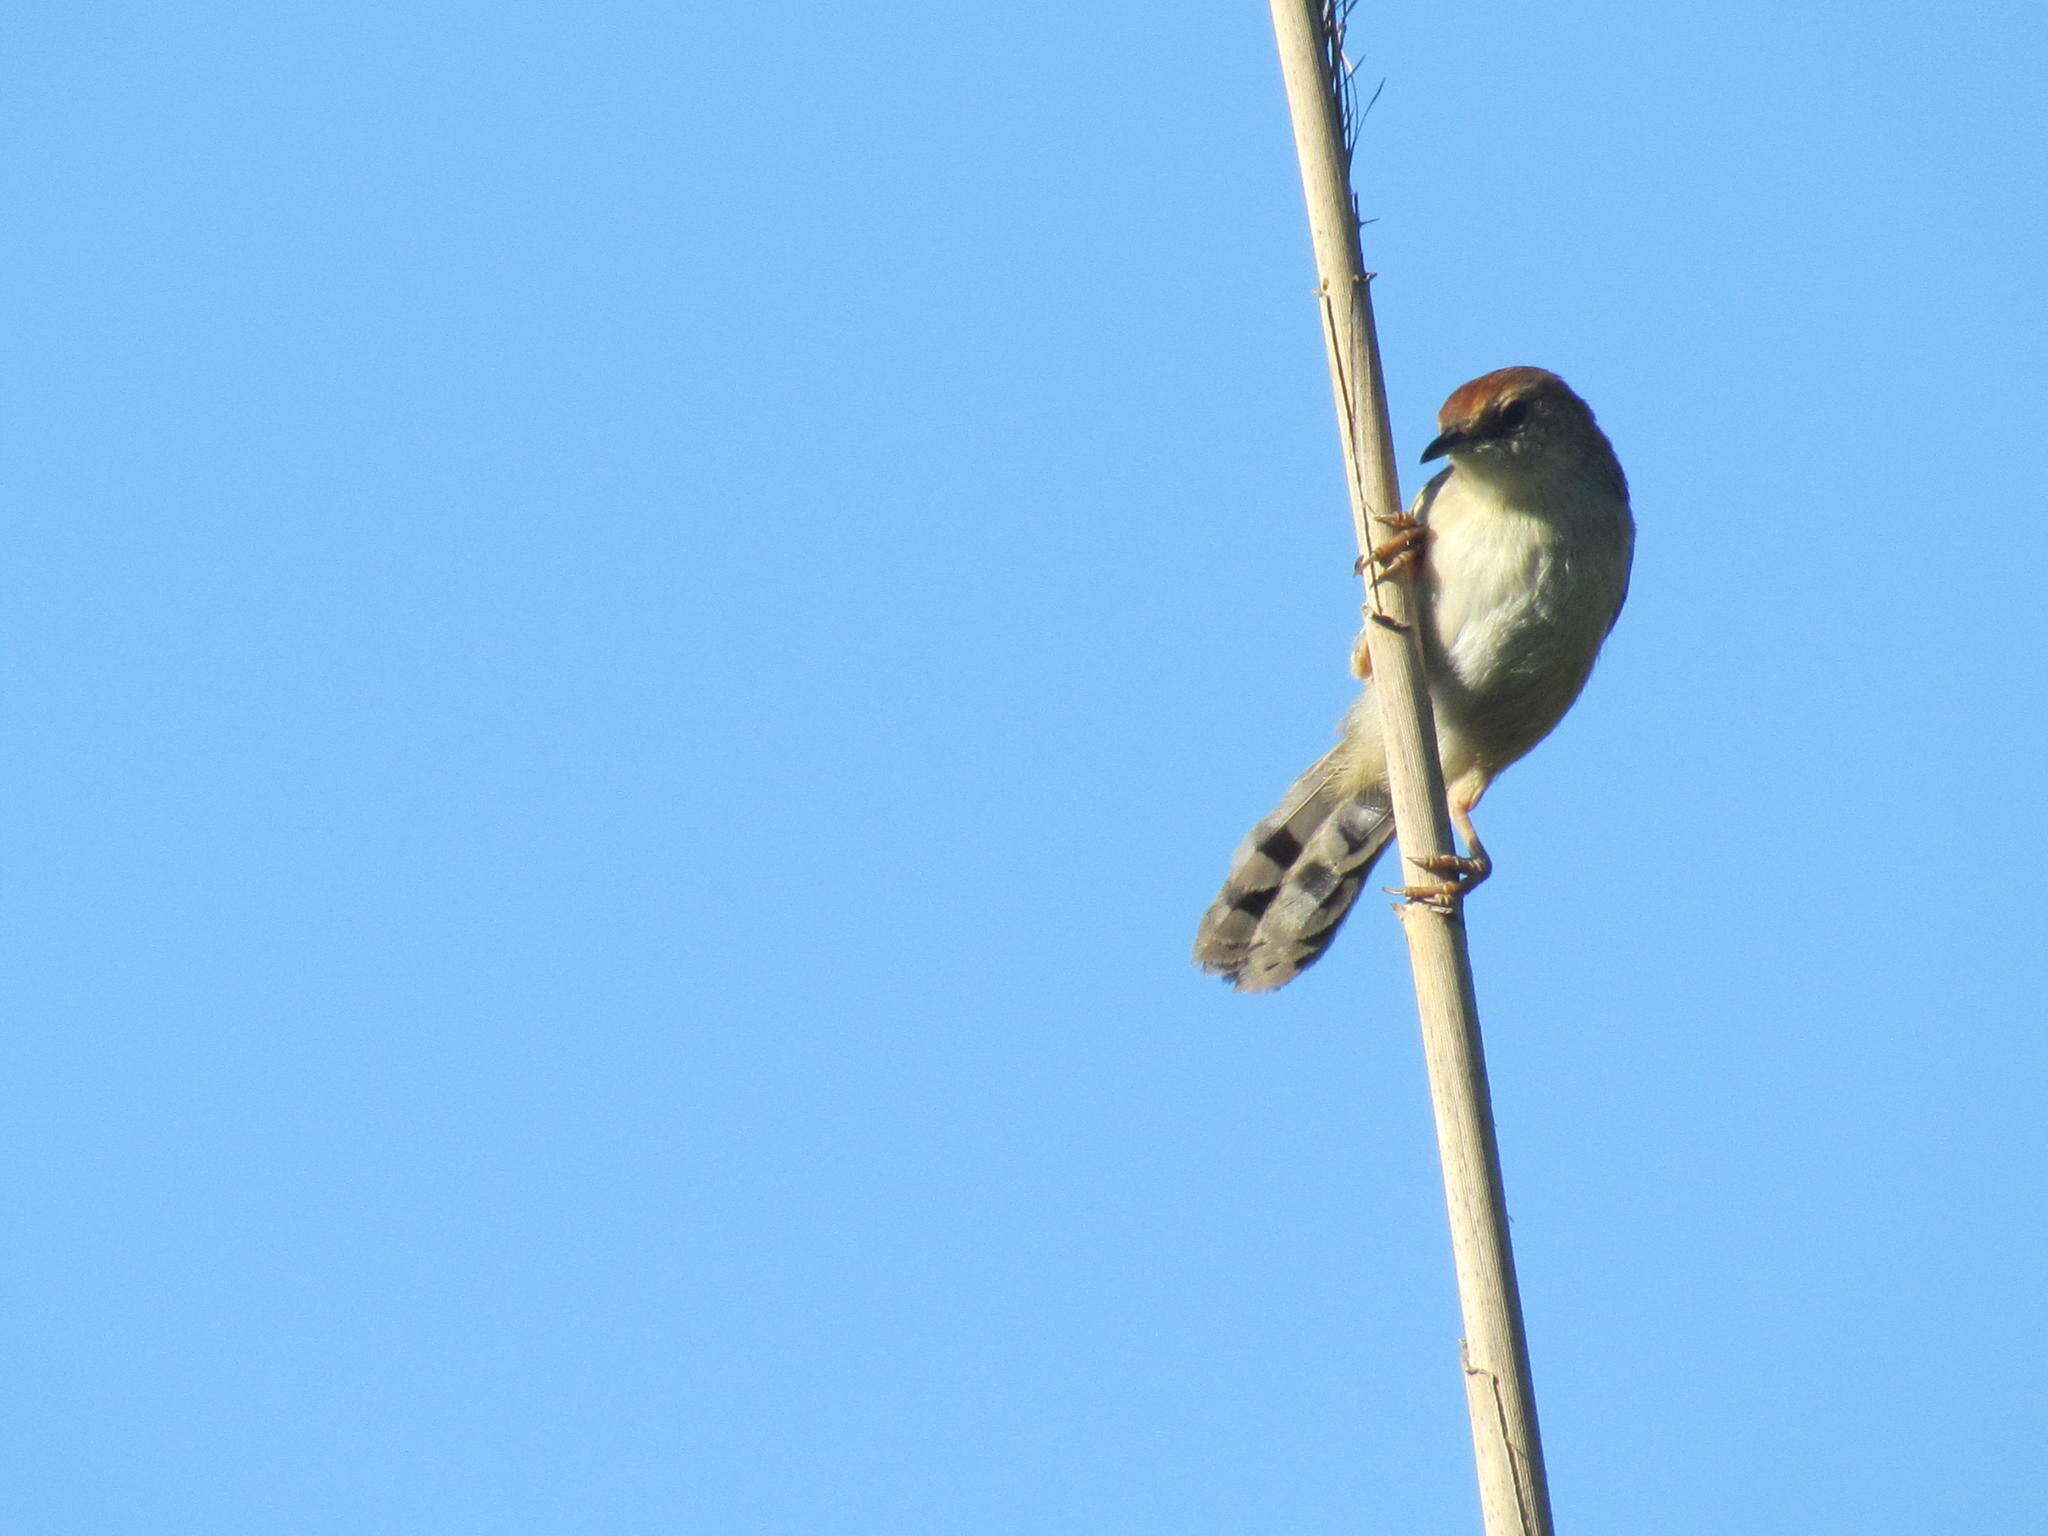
[1424,549,1617,768]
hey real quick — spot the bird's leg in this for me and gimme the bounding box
[1428,799,1492,887]
[1353,511,1428,582]
[1351,513,1427,675]
[1393,799,1492,907]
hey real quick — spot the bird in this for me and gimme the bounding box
[1193,367,1634,992]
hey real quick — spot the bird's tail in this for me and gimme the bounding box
[1193,751,1396,992]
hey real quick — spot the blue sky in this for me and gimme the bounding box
[7,1,2046,1531]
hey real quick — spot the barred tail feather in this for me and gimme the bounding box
[1193,759,1395,993]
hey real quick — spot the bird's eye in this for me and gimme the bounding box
[1495,399,1530,432]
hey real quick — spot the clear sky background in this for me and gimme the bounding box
[7,2,2046,1531]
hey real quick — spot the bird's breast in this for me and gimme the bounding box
[1417,469,1632,749]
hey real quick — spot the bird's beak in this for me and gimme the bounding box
[1420,429,1464,464]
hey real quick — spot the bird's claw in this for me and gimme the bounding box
[1388,849,1491,910]
[1359,516,1428,583]
[1415,851,1489,884]
[1389,880,1464,912]
[1359,524,1425,581]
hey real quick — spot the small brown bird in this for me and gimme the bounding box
[1194,367,1634,991]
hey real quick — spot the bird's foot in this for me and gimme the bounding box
[1389,849,1491,910]
[1353,513,1427,581]
[1416,850,1490,885]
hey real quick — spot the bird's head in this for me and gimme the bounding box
[1420,367,1610,478]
